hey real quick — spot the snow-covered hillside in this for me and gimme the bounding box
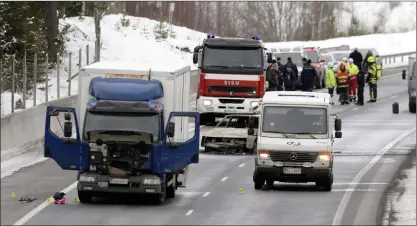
[1,14,416,117]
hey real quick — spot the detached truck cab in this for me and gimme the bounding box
[249,91,342,191]
[44,62,200,204]
[193,35,273,125]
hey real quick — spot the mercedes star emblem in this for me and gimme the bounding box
[289,153,297,161]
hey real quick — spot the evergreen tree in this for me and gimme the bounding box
[153,18,169,41]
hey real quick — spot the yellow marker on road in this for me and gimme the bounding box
[47,198,52,205]
[73,197,79,202]
[239,188,244,194]
[11,192,16,198]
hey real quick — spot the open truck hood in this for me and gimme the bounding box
[205,127,248,138]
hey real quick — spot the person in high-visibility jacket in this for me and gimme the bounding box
[366,56,379,102]
[347,58,360,102]
[336,62,350,105]
[325,62,337,105]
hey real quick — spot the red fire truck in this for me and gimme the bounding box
[193,35,272,125]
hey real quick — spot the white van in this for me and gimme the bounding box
[248,91,342,191]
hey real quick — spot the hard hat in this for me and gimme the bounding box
[328,62,334,67]
[348,58,354,64]
[342,57,348,62]
[368,56,375,63]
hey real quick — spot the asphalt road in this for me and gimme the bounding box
[1,66,415,225]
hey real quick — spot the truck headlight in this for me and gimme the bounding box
[203,99,212,106]
[318,152,331,161]
[143,178,161,185]
[250,101,259,107]
[79,175,95,182]
[257,150,270,160]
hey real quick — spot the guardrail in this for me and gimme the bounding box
[380,51,416,69]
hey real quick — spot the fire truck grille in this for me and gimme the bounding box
[208,86,256,93]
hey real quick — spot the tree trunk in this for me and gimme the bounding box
[46,1,58,62]
[94,2,101,62]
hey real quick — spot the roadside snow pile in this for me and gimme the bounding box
[265,30,416,56]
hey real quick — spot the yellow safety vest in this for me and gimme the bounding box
[347,64,359,76]
[376,63,382,79]
[368,64,377,84]
[325,68,337,88]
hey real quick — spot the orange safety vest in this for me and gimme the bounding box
[337,69,349,87]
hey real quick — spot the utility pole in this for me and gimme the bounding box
[94,2,101,62]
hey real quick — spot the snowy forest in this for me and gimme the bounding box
[0,1,415,94]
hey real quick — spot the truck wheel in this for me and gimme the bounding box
[166,185,175,199]
[409,102,416,113]
[253,171,265,190]
[316,173,333,191]
[77,190,93,203]
[266,180,274,186]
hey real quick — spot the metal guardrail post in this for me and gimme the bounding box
[79,48,82,80]
[11,57,15,113]
[45,54,49,103]
[57,53,60,99]
[33,54,37,106]
[23,52,27,109]
[68,52,72,96]
[86,44,89,65]
[0,60,2,94]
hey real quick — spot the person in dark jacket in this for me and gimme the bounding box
[276,57,286,90]
[300,58,316,92]
[349,47,363,70]
[284,57,298,91]
[266,59,279,91]
[362,50,373,71]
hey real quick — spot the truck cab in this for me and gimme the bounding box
[193,35,273,125]
[402,54,417,113]
[44,63,200,204]
[249,91,342,191]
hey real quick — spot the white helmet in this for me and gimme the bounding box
[348,58,354,64]
[342,57,348,62]
[327,62,334,67]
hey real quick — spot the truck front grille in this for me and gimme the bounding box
[208,86,256,93]
[219,99,245,104]
[269,151,318,163]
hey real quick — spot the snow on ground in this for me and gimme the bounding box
[1,13,416,118]
[382,160,416,225]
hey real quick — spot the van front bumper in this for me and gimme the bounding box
[255,165,332,183]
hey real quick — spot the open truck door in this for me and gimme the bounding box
[158,112,200,174]
[44,106,88,171]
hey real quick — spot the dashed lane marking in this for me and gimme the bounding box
[238,163,245,167]
[202,192,210,197]
[352,108,358,111]
[185,210,194,216]
[221,177,228,182]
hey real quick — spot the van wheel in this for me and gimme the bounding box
[409,102,416,113]
[316,173,333,191]
[78,190,93,203]
[253,171,265,190]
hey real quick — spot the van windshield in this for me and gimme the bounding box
[262,106,327,135]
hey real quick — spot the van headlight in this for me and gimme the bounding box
[203,99,212,106]
[317,152,331,161]
[143,178,161,185]
[411,91,416,97]
[257,150,270,160]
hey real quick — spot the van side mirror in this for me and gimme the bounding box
[335,118,342,131]
[167,122,175,138]
[267,53,273,63]
[193,53,198,64]
[335,131,342,138]
[402,70,406,80]
[64,121,73,138]
[248,128,254,136]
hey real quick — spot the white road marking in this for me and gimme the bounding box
[220,177,228,182]
[332,188,378,192]
[14,181,78,225]
[333,182,387,185]
[185,210,194,216]
[238,163,245,167]
[390,95,397,99]
[332,127,416,225]
[352,108,358,111]
[202,192,210,197]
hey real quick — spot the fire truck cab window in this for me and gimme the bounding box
[203,46,263,68]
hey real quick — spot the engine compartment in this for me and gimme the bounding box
[87,131,153,177]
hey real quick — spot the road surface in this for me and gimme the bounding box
[1,66,415,225]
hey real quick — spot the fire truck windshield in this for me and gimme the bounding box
[202,46,263,72]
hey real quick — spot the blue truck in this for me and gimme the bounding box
[44,62,200,204]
